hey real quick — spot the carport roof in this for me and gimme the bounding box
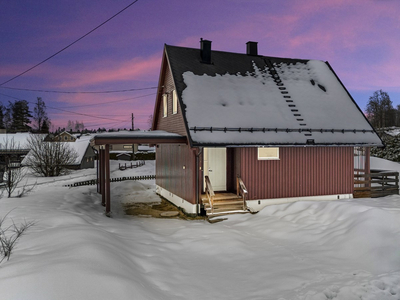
[91,130,187,146]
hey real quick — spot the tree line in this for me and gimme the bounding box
[366,90,400,128]
[0,97,50,133]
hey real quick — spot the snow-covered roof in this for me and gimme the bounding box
[68,139,91,164]
[0,132,34,149]
[164,44,383,147]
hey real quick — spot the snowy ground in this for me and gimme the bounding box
[0,159,400,299]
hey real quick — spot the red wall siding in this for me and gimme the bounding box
[154,65,187,136]
[239,147,354,200]
[156,144,196,204]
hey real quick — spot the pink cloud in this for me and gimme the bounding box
[54,54,162,88]
[182,0,400,93]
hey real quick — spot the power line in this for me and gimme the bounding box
[58,92,156,108]
[0,0,140,86]
[0,86,157,94]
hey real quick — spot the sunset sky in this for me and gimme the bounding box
[1,0,399,131]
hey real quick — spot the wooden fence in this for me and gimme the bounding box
[119,160,145,170]
[354,169,399,198]
[64,175,156,187]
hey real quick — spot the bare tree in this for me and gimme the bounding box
[3,165,24,198]
[25,135,78,177]
[365,90,395,128]
[147,114,153,130]
[0,138,28,198]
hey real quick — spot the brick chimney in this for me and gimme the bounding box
[200,38,212,64]
[246,41,258,56]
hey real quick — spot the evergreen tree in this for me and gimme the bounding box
[0,104,5,129]
[41,119,50,133]
[33,97,50,133]
[9,100,32,132]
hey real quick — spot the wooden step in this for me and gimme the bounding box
[204,200,243,206]
[201,193,248,217]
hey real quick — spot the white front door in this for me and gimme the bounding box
[204,148,227,191]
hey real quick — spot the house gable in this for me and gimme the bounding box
[152,49,188,138]
[56,131,76,142]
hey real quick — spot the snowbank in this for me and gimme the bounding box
[0,159,399,299]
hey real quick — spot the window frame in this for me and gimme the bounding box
[162,94,168,117]
[257,147,280,160]
[172,90,178,114]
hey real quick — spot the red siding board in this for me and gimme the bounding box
[156,144,196,204]
[239,147,353,200]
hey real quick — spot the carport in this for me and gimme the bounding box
[90,131,187,216]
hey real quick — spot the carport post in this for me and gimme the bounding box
[105,144,111,216]
[100,147,106,206]
[97,149,102,194]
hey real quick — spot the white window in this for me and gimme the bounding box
[258,147,279,160]
[172,90,178,114]
[163,94,168,117]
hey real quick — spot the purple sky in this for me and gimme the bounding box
[1,0,399,131]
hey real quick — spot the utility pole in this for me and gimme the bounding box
[131,113,135,161]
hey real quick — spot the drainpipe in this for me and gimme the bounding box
[195,147,203,215]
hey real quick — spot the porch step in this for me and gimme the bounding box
[201,192,249,217]
[204,203,244,212]
[204,199,243,206]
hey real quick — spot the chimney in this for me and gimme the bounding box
[200,38,212,64]
[246,41,258,56]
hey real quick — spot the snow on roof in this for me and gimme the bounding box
[181,61,382,146]
[22,137,91,165]
[93,130,182,140]
[68,139,91,164]
[0,133,39,149]
[93,130,183,139]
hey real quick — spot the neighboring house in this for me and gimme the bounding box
[116,153,131,161]
[150,40,383,216]
[48,131,77,142]
[110,143,138,152]
[63,136,95,170]
[0,133,32,182]
[37,133,95,170]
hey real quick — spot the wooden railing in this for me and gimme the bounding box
[354,169,399,198]
[237,176,248,210]
[204,175,215,214]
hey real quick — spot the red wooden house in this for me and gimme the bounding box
[151,40,383,216]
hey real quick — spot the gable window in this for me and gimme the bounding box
[258,147,279,160]
[163,94,168,117]
[172,90,178,114]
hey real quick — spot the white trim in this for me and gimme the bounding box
[156,185,198,214]
[246,194,353,212]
